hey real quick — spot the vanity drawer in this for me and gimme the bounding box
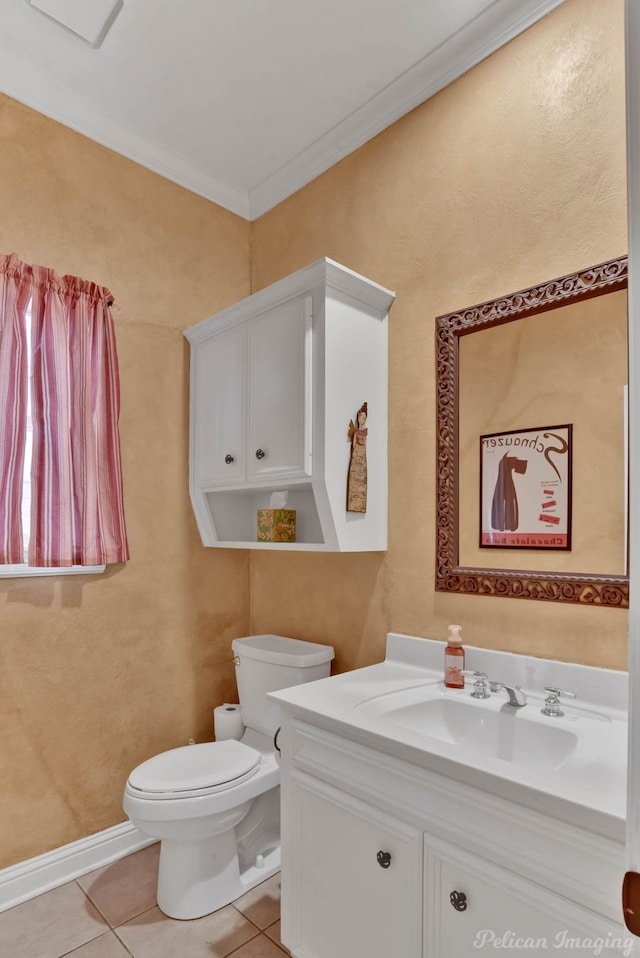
[288,718,418,811]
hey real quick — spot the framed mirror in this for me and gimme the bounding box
[435,256,629,607]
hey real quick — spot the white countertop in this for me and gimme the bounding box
[270,633,628,842]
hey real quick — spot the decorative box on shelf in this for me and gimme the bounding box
[257,509,297,543]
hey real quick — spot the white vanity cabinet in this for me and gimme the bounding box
[185,258,394,551]
[278,718,632,958]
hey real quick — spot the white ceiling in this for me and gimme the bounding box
[0,0,563,220]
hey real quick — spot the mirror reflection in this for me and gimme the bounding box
[458,291,627,576]
[435,256,628,606]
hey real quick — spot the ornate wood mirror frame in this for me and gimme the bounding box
[435,256,629,607]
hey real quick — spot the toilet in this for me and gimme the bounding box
[123,634,334,920]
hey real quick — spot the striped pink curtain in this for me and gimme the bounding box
[0,254,31,563]
[29,264,129,567]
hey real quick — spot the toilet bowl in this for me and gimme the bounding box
[124,730,280,919]
[123,635,334,920]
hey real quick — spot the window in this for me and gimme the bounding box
[0,254,128,573]
[0,302,105,578]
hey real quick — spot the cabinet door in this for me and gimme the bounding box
[247,295,312,482]
[426,838,633,957]
[193,329,245,486]
[283,771,422,958]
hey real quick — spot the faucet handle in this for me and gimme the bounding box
[544,687,577,698]
[462,670,490,699]
[542,687,577,717]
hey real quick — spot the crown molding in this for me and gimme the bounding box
[0,49,251,219]
[248,0,565,219]
[1,0,563,222]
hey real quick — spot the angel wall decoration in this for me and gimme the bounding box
[347,402,368,513]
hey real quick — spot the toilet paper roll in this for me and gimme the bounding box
[214,703,245,741]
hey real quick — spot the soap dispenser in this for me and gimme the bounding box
[444,624,465,689]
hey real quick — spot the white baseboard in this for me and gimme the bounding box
[0,822,155,913]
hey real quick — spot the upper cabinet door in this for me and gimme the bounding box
[246,295,312,483]
[193,328,246,486]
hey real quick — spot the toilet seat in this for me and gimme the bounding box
[127,740,262,800]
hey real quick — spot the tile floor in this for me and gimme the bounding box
[0,844,289,958]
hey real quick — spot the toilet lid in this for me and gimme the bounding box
[128,740,261,795]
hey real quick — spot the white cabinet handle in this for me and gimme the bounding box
[255,448,266,460]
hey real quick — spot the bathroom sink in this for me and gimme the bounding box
[352,686,610,771]
[270,634,628,831]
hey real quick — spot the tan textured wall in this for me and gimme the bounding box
[249,0,628,673]
[0,95,251,868]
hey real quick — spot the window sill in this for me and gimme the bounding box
[0,564,106,578]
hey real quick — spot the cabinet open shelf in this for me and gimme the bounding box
[204,484,325,549]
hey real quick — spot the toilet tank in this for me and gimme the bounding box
[232,634,334,737]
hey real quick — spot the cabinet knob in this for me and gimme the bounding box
[449,890,467,912]
[224,454,235,464]
[255,448,266,460]
[376,850,392,869]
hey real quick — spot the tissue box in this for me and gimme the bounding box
[257,509,297,542]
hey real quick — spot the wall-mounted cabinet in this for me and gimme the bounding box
[184,259,395,550]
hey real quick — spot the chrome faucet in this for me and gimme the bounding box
[489,681,527,708]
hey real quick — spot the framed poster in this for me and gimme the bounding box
[480,425,572,550]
